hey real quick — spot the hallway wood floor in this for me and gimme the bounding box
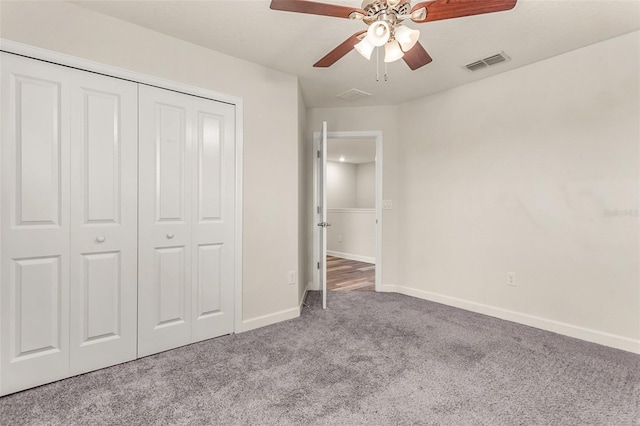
[327,256,375,292]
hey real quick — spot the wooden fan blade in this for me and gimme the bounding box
[402,42,433,70]
[411,0,517,23]
[314,30,367,68]
[270,0,366,19]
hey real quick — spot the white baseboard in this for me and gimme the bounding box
[381,284,640,355]
[327,250,375,264]
[240,307,300,333]
[308,280,319,291]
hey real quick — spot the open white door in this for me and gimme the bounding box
[314,122,329,309]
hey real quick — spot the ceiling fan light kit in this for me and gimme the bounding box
[354,37,375,60]
[384,39,404,63]
[270,0,517,74]
[394,25,420,52]
[366,20,392,47]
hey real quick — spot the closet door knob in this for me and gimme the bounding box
[96,236,106,243]
[167,233,175,239]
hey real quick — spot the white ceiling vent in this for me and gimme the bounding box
[336,88,372,102]
[465,52,510,71]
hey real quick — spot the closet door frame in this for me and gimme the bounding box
[0,39,244,336]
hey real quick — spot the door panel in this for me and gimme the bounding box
[191,98,235,342]
[155,246,188,326]
[82,90,121,223]
[12,256,62,358]
[80,252,120,341]
[197,112,223,221]
[157,105,188,222]
[138,85,192,357]
[1,53,71,395]
[15,75,63,226]
[69,70,138,375]
[196,244,222,317]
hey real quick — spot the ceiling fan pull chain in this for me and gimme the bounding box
[376,47,380,81]
[384,61,388,82]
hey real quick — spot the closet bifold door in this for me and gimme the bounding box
[138,85,235,358]
[190,96,235,343]
[68,69,138,375]
[138,85,194,357]
[0,54,71,395]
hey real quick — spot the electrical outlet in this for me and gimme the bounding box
[507,272,516,287]
[382,200,393,210]
[338,234,342,242]
[288,270,296,286]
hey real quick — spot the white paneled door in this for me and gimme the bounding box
[69,70,138,375]
[190,96,235,343]
[0,54,72,395]
[0,53,139,394]
[138,85,235,357]
[1,50,238,395]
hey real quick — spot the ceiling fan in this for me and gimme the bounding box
[270,0,517,70]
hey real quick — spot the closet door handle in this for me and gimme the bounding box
[96,236,106,243]
[167,233,175,239]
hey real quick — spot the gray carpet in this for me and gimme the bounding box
[1,291,639,425]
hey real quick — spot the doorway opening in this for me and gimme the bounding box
[313,128,383,306]
[325,137,377,292]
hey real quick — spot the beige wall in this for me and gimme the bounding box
[326,161,358,208]
[326,161,376,208]
[356,162,376,208]
[327,210,376,261]
[396,31,640,351]
[306,106,400,288]
[0,1,301,326]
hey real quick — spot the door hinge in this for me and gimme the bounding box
[317,150,320,158]
[317,262,320,269]
[317,206,321,214]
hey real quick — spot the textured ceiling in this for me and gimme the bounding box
[73,0,640,107]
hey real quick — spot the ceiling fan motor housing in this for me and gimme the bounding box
[361,0,411,25]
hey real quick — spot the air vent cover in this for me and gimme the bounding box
[465,52,510,71]
[465,60,487,71]
[336,88,372,101]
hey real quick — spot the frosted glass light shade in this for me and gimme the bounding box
[354,38,375,60]
[384,40,404,63]
[395,25,420,52]
[366,21,391,47]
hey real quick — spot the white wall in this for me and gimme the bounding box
[0,1,301,328]
[306,106,399,287]
[395,31,640,353]
[325,160,376,262]
[326,160,376,209]
[327,161,357,208]
[356,162,376,208]
[327,209,376,263]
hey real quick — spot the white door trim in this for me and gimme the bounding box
[313,130,383,293]
[0,39,244,335]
